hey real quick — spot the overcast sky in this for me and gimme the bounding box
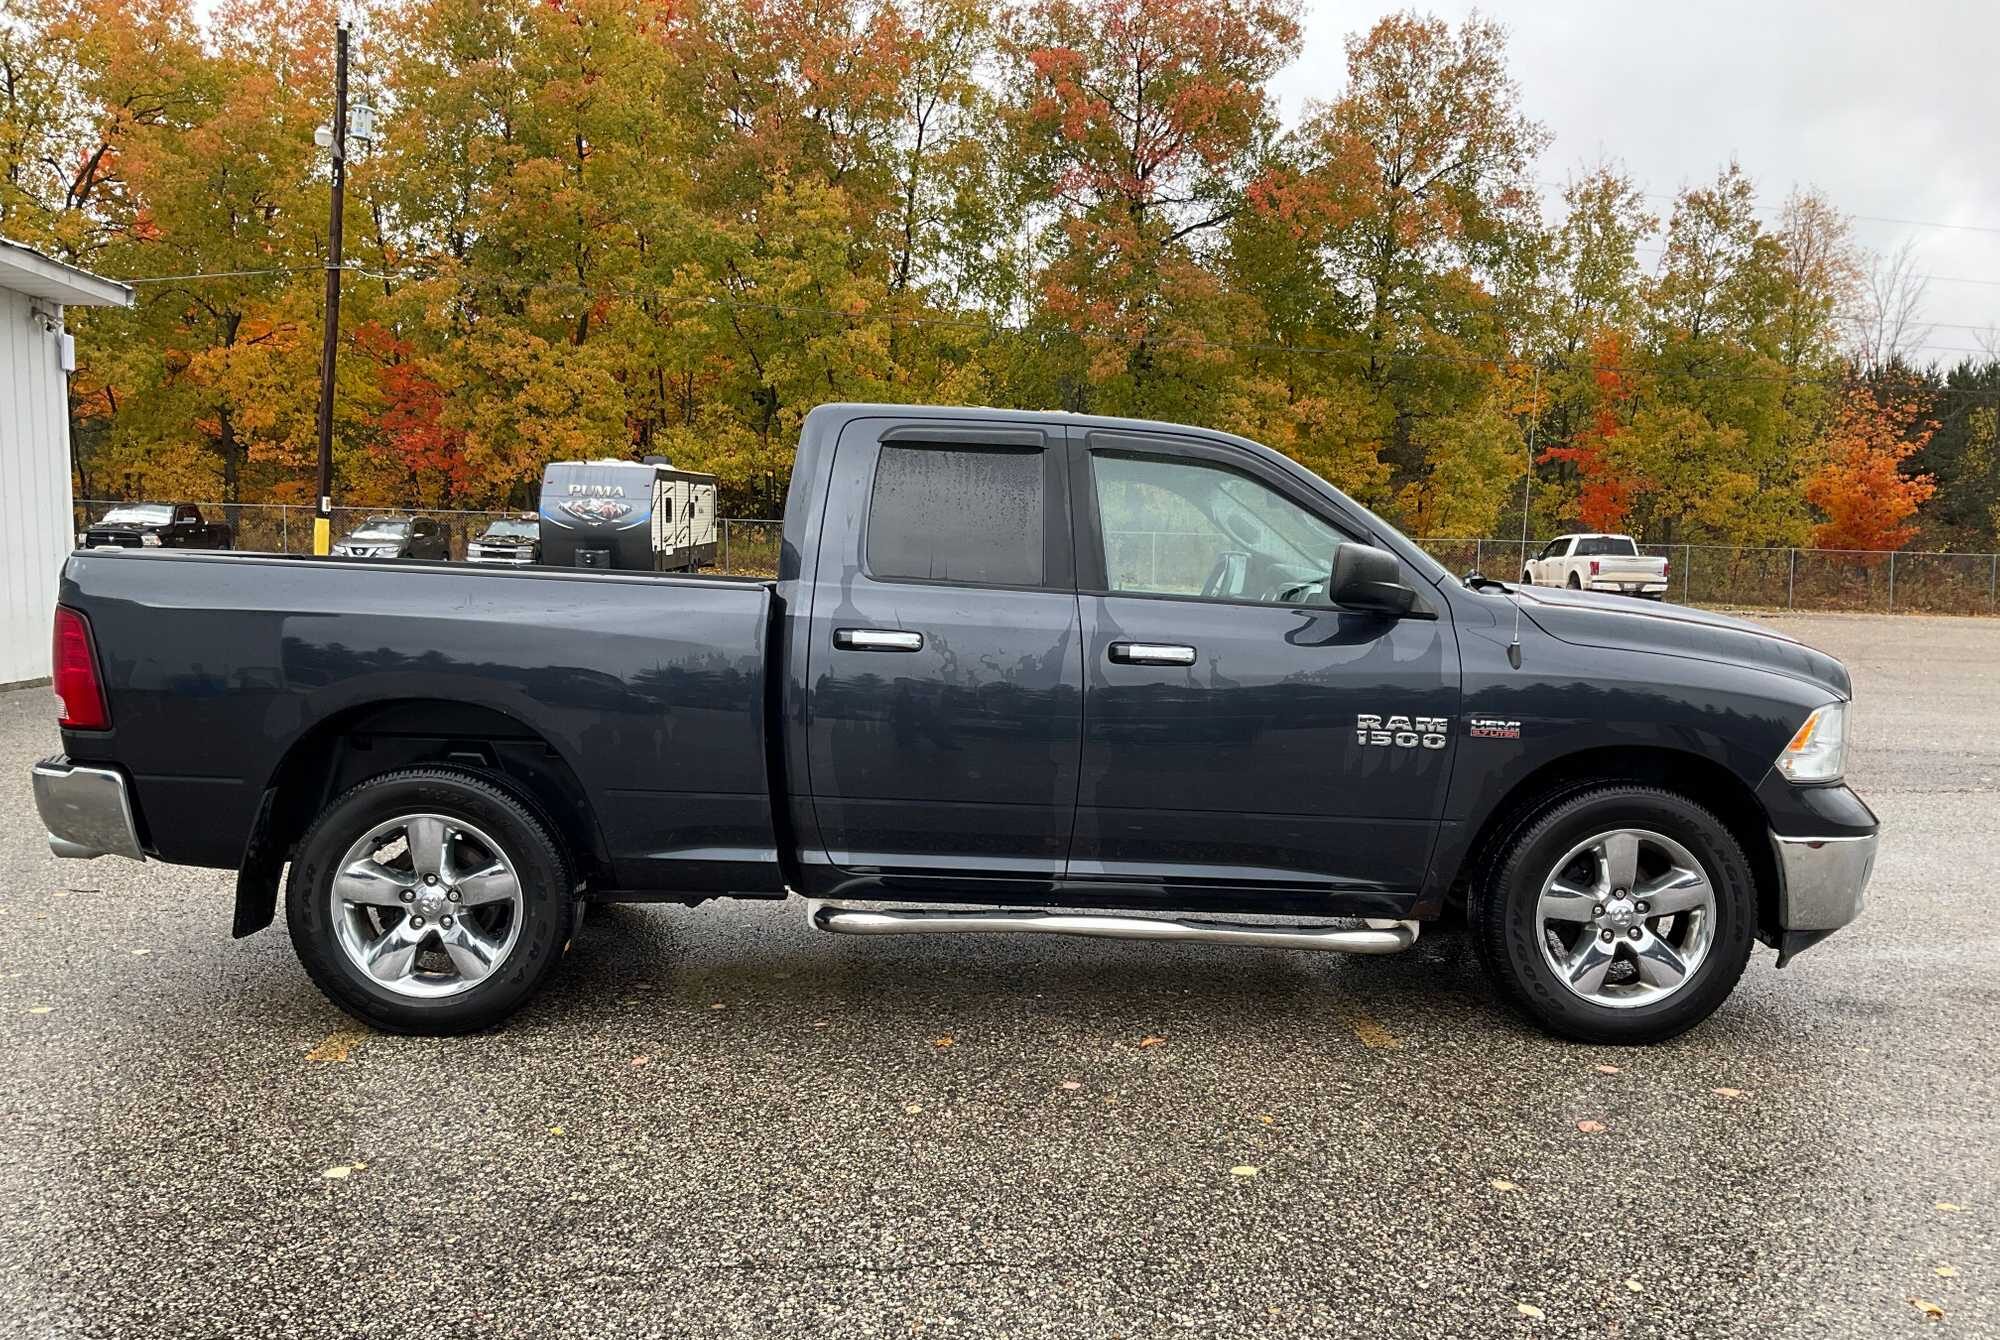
[1268,0,2000,363]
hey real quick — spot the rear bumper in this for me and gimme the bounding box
[1587,578,1668,594]
[31,757,146,861]
[1768,829,1878,966]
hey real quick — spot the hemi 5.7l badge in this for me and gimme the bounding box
[1356,714,1449,750]
[1468,717,1522,740]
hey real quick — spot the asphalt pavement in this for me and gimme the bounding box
[1,611,1994,1339]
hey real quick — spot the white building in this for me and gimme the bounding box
[0,240,131,687]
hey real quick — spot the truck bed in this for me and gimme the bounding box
[56,549,784,897]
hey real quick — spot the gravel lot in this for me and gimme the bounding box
[2,611,1994,1339]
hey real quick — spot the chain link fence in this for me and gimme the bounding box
[70,502,2000,612]
[1428,538,2000,615]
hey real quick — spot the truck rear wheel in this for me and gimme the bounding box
[1473,785,1756,1044]
[285,768,575,1034]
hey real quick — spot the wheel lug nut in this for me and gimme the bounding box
[447,889,460,902]
[1627,927,1642,940]
[442,916,454,929]
[410,915,425,928]
[425,874,438,886]
[400,890,413,903]
[1600,929,1614,942]
[1593,904,1605,916]
[1636,901,1649,913]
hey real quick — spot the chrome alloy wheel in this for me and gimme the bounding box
[330,814,524,999]
[1536,828,1716,1010]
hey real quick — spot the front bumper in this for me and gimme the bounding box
[32,757,146,861]
[1768,829,1878,966]
[466,549,538,566]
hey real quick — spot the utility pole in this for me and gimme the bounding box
[311,21,350,556]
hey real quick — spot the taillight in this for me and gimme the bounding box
[52,606,109,730]
[1589,559,1600,576]
[1663,558,1671,577]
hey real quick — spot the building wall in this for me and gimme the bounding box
[0,286,72,686]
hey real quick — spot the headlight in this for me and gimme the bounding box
[1776,702,1846,783]
[140,533,161,547]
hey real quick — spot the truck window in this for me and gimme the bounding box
[1574,536,1637,557]
[866,444,1044,586]
[1538,538,1569,560]
[1090,452,1344,600]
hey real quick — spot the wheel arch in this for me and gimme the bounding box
[232,697,610,938]
[1441,745,1780,945]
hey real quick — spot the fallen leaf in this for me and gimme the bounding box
[1935,1202,1964,1213]
[1138,1036,1165,1048]
[709,1003,726,1010]
[932,1037,954,1048]
[903,1103,922,1115]
[813,1020,828,1028]
[1934,1265,1960,1278]
[1516,1302,1544,1319]
[1594,1064,1620,1074]
[26,1006,52,1015]
[306,1027,369,1063]
[629,1056,651,1068]
[1910,1298,1945,1321]
[1624,1278,1643,1293]
[321,1164,357,1180]
[1577,1120,1608,1134]
[1344,1011,1402,1049]
[547,1125,564,1136]
[1710,1087,1747,1099]
[1230,1165,1259,1177]
[1060,1081,1082,1091]
[1489,1178,1519,1192]
[131,948,151,957]
[1258,1114,1275,1125]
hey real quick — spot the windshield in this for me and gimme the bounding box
[1575,536,1638,557]
[350,519,411,539]
[100,504,172,525]
[483,521,537,539]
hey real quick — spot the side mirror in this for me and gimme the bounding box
[1329,543,1416,616]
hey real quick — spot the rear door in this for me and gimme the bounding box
[803,418,1082,881]
[1069,429,1458,900]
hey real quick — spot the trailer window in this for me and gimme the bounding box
[867,444,1044,586]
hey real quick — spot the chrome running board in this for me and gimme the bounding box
[806,901,1418,954]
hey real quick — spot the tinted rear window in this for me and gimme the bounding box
[867,444,1043,586]
[1574,536,1637,556]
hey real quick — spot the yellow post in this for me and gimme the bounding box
[313,516,331,556]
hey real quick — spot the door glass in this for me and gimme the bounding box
[1091,453,1345,601]
[867,444,1043,586]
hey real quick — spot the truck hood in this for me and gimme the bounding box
[1514,585,1851,700]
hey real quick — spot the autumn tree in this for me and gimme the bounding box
[1804,385,1937,552]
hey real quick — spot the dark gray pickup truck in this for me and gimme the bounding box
[33,404,1878,1042]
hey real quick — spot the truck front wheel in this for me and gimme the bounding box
[1473,785,1756,1044]
[285,768,575,1034]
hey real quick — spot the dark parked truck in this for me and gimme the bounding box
[32,405,1878,1042]
[82,502,233,550]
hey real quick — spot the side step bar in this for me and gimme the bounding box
[807,901,1418,954]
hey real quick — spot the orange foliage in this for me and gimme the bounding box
[1804,388,1937,552]
[1539,332,1641,532]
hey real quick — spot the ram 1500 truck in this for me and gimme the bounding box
[32,404,1879,1043]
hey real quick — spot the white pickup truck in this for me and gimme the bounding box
[1522,533,1669,599]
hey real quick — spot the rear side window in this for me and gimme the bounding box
[1574,536,1636,557]
[867,444,1044,586]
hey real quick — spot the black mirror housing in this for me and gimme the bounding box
[1329,543,1416,616]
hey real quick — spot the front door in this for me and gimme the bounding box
[803,418,1082,881]
[1070,429,1459,900]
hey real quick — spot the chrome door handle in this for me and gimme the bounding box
[1108,641,1196,666]
[835,628,924,652]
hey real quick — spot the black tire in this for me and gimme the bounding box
[1566,573,1582,589]
[1472,784,1756,1044]
[1520,570,1534,585]
[285,768,575,1034]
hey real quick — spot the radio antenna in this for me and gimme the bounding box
[1508,362,1540,670]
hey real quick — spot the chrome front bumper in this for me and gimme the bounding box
[1769,829,1878,964]
[32,757,145,861]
